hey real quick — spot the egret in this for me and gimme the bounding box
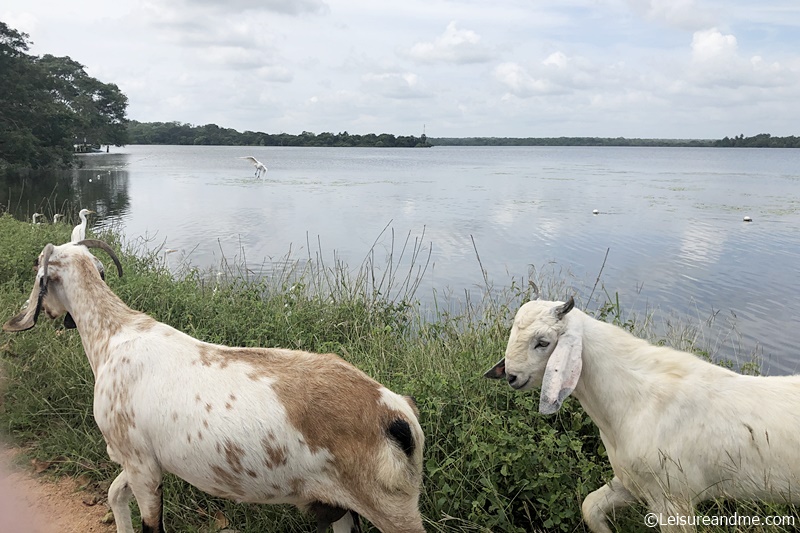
[31,213,44,224]
[240,156,268,178]
[71,208,95,243]
[53,213,64,224]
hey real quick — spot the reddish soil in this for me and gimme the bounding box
[0,447,115,533]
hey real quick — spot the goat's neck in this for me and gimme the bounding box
[58,275,138,377]
[571,317,652,446]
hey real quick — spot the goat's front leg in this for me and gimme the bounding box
[125,462,165,533]
[581,476,638,533]
[108,470,135,533]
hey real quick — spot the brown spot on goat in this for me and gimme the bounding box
[223,439,246,474]
[210,465,245,499]
[261,437,288,469]
[287,477,306,497]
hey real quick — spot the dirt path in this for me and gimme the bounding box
[0,447,115,533]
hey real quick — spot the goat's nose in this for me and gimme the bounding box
[507,373,518,385]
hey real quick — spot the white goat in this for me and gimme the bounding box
[4,241,425,533]
[485,296,800,533]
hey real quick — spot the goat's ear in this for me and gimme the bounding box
[3,282,43,332]
[484,358,506,379]
[539,319,583,414]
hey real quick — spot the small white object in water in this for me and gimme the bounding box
[592,209,599,215]
[743,216,752,222]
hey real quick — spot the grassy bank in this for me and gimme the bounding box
[0,213,793,532]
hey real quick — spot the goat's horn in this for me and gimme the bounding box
[40,244,54,291]
[30,243,53,327]
[32,243,55,324]
[77,239,123,278]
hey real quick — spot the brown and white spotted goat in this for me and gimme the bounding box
[3,241,425,533]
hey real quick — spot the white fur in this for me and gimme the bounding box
[492,298,800,533]
[5,243,425,533]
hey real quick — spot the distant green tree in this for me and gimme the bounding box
[37,54,129,147]
[0,21,129,169]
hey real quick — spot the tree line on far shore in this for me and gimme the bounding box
[127,121,432,148]
[430,133,800,148]
[128,122,800,149]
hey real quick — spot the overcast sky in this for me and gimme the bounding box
[4,0,800,138]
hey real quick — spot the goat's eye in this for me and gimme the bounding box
[535,340,550,349]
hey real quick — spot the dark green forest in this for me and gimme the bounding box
[127,120,432,148]
[0,22,129,169]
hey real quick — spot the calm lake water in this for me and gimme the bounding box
[4,145,800,374]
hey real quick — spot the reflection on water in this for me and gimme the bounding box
[0,156,132,225]
[3,145,800,374]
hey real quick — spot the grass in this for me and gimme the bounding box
[0,212,796,532]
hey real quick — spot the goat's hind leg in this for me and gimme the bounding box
[125,462,165,533]
[582,476,638,533]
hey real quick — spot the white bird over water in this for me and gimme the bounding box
[240,156,268,178]
[71,208,95,243]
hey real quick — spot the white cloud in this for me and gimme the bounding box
[494,52,596,98]
[160,0,328,16]
[690,28,738,64]
[625,0,716,30]
[256,65,293,83]
[361,72,429,99]
[494,62,555,97]
[686,28,793,90]
[407,21,494,64]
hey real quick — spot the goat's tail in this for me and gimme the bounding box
[377,396,425,495]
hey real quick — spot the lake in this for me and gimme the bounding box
[3,145,800,374]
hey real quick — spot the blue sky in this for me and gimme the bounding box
[4,0,800,138]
